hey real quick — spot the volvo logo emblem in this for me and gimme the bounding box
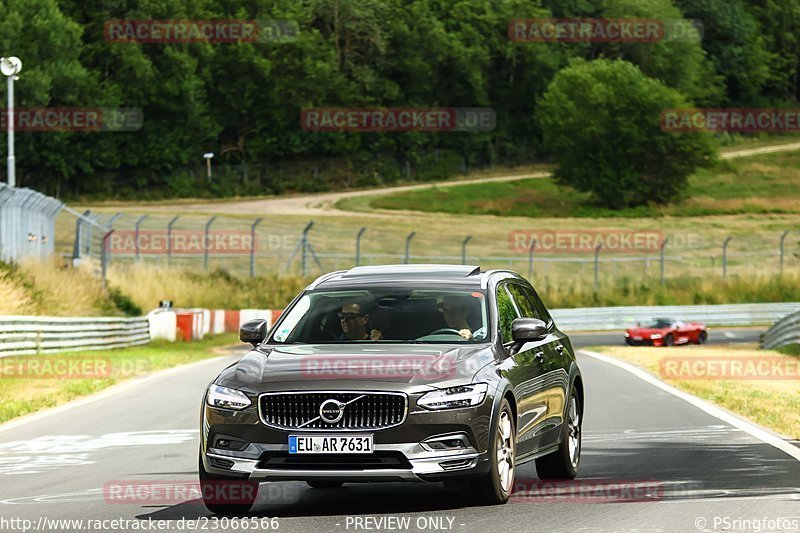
[319,399,345,424]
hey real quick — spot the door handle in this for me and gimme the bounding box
[534,351,544,362]
[555,344,565,353]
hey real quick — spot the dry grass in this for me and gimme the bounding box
[592,344,800,439]
[0,259,122,316]
[106,263,309,311]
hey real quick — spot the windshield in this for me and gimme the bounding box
[271,287,489,344]
[638,318,674,328]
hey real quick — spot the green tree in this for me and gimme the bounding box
[538,59,714,209]
[677,0,773,104]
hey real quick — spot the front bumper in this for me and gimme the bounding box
[203,442,486,482]
[201,389,494,482]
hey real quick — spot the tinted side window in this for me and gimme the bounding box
[506,284,537,319]
[496,284,519,343]
[522,285,553,324]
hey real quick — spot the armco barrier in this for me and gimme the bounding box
[551,302,800,332]
[761,309,800,350]
[0,316,150,358]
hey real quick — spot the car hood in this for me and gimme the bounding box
[216,343,495,393]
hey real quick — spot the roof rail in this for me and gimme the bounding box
[306,270,347,290]
[480,269,518,289]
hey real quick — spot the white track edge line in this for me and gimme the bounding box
[579,349,800,462]
[0,354,234,434]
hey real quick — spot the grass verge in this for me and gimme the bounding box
[590,344,800,439]
[358,150,800,218]
[0,333,239,425]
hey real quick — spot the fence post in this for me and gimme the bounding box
[461,235,472,265]
[780,230,790,276]
[355,227,367,267]
[404,232,416,264]
[204,215,217,271]
[101,230,114,289]
[134,214,148,262]
[660,238,669,286]
[167,215,180,268]
[71,212,87,266]
[722,236,732,279]
[250,217,263,277]
[594,244,602,292]
[301,221,314,277]
[108,212,122,228]
[528,238,536,280]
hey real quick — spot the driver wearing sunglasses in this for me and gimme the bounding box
[337,301,383,341]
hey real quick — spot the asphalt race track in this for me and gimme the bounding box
[568,327,764,349]
[1,328,798,533]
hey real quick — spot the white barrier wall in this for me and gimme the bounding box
[147,310,177,342]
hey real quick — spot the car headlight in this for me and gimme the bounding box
[650,334,662,339]
[206,385,251,410]
[624,332,630,337]
[418,383,488,410]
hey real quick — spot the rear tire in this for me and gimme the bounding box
[697,331,707,344]
[199,455,258,515]
[469,397,515,505]
[663,334,674,347]
[306,480,344,489]
[535,389,581,480]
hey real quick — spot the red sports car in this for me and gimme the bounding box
[624,318,708,347]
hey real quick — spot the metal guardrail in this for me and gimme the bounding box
[551,302,800,332]
[0,316,150,358]
[760,309,800,350]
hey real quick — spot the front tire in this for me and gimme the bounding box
[535,389,581,480]
[199,455,258,515]
[663,334,674,347]
[469,397,515,505]
[696,331,707,344]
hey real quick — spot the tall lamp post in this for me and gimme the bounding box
[1,56,22,188]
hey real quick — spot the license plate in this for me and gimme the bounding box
[288,435,374,454]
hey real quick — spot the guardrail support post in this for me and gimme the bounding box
[722,236,732,279]
[355,227,367,266]
[404,231,416,264]
[594,244,602,292]
[250,217,263,277]
[461,235,472,265]
[780,230,790,276]
[204,215,217,271]
[660,238,669,286]
[134,214,148,262]
[167,215,180,268]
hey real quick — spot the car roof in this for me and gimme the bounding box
[308,264,524,290]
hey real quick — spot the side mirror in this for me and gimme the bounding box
[511,318,549,343]
[240,319,267,346]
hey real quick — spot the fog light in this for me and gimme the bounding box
[422,433,470,452]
